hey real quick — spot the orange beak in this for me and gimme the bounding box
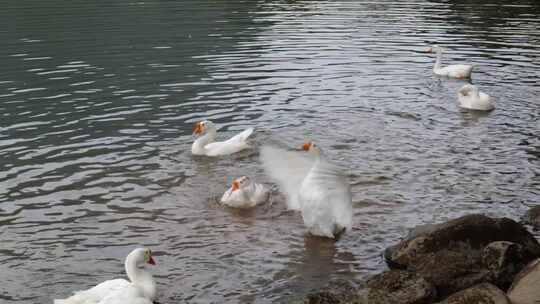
[231,180,240,192]
[302,142,312,151]
[193,122,203,135]
[148,255,156,265]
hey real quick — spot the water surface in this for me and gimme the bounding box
[1,0,539,303]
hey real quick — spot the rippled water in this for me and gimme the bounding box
[1,0,539,303]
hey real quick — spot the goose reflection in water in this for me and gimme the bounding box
[270,235,357,300]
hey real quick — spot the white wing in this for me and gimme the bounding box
[205,128,254,156]
[55,279,130,304]
[251,183,269,205]
[228,127,253,143]
[305,160,352,233]
[259,145,315,210]
[220,187,254,208]
[98,284,151,304]
[445,64,473,78]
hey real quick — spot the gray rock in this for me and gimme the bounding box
[363,270,437,304]
[303,280,361,304]
[303,270,436,304]
[385,214,540,297]
[437,283,510,304]
[524,205,540,229]
[303,291,348,304]
[482,241,535,290]
[507,258,540,304]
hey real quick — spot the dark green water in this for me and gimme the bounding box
[1,0,539,303]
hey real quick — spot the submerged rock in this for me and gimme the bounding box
[436,283,510,304]
[507,258,540,304]
[384,214,540,297]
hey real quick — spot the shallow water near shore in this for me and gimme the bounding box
[1,0,539,303]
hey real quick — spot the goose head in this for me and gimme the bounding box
[127,247,156,267]
[193,120,216,137]
[231,176,252,192]
[458,84,478,97]
[301,141,322,157]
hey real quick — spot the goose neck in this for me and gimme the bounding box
[194,131,216,148]
[472,87,480,98]
[311,153,323,168]
[434,50,442,70]
[125,256,156,299]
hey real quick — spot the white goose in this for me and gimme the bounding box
[260,141,352,239]
[220,176,269,208]
[191,120,254,156]
[54,248,157,304]
[457,84,494,111]
[427,45,473,79]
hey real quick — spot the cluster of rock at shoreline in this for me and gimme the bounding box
[303,212,540,304]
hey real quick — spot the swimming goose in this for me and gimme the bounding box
[260,141,352,238]
[457,84,494,111]
[220,176,269,208]
[54,248,157,304]
[191,120,253,156]
[427,45,473,79]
